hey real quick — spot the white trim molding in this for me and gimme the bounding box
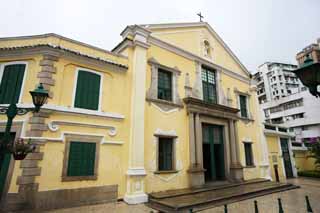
[123,193,148,204]
[126,167,147,176]
[154,128,178,138]
[0,103,125,120]
[47,120,117,136]
[21,131,123,146]
[101,140,124,145]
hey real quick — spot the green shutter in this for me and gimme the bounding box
[240,95,248,118]
[0,64,25,104]
[201,67,217,104]
[157,69,172,101]
[0,154,11,197]
[67,142,96,176]
[158,138,173,171]
[74,71,100,110]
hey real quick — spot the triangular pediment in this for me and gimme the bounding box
[142,22,250,78]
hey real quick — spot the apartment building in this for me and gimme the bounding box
[296,38,320,66]
[254,62,304,104]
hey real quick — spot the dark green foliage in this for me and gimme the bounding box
[308,137,320,170]
[298,170,320,178]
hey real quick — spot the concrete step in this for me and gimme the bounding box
[149,178,269,199]
[148,181,299,213]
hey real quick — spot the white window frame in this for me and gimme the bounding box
[72,67,103,112]
[201,65,220,104]
[242,141,255,167]
[0,61,28,104]
[154,135,177,173]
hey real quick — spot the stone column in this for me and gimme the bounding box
[188,112,196,166]
[195,113,203,167]
[123,26,150,204]
[188,113,205,187]
[229,120,244,182]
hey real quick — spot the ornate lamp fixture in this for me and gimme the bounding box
[293,55,320,97]
[0,83,49,160]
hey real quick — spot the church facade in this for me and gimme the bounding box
[0,22,291,211]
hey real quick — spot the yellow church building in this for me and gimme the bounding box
[0,22,296,211]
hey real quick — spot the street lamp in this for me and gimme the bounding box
[293,55,320,97]
[0,83,49,160]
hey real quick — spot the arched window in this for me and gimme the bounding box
[204,40,211,57]
[74,69,102,110]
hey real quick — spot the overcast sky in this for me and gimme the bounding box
[0,0,319,72]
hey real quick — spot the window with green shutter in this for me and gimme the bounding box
[158,138,174,171]
[158,69,172,101]
[0,64,26,104]
[244,143,254,166]
[239,95,248,118]
[74,70,101,110]
[202,67,217,104]
[67,142,96,176]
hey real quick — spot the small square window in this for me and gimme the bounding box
[158,137,174,171]
[244,143,254,166]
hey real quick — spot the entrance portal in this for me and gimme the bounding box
[202,124,225,182]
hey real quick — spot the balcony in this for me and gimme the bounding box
[264,123,294,137]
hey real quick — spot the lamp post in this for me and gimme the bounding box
[293,55,320,97]
[0,83,49,160]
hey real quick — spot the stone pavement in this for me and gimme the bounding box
[47,177,320,213]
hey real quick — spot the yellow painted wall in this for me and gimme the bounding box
[144,45,194,192]
[266,135,286,182]
[294,150,316,172]
[0,37,132,198]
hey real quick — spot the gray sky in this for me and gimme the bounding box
[0,0,319,72]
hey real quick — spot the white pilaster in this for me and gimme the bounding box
[124,25,150,204]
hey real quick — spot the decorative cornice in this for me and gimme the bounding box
[0,44,128,71]
[0,33,127,59]
[0,103,125,120]
[148,57,181,74]
[183,97,239,120]
[234,87,251,96]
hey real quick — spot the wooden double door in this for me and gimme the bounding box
[202,124,225,182]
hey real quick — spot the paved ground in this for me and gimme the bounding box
[47,177,320,213]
